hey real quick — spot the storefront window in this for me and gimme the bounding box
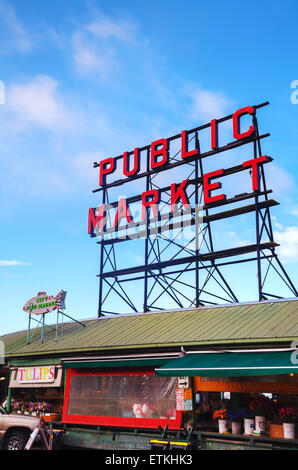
[67,373,177,420]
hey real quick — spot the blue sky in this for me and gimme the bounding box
[1,0,298,334]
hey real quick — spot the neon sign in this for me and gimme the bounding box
[88,101,298,316]
[23,290,66,315]
[88,106,270,239]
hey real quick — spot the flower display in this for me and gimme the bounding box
[36,402,44,413]
[278,407,298,424]
[248,395,274,418]
[213,409,227,420]
[227,408,250,422]
[11,400,52,414]
[41,401,52,413]
[12,401,21,412]
[28,401,35,413]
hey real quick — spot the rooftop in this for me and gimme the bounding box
[1,298,298,359]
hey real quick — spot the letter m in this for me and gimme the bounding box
[88,205,106,234]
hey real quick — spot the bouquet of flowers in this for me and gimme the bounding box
[41,402,52,413]
[36,402,44,414]
[27,401,35,413]
[279,406,298,424]
[227,408,248,423]
[248,395,274,418]
[242,407,254,420]
[12,401,21,412]
[213,409,227,420]
[21,401,28,413]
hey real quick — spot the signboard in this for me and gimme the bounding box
[178,377,190,389]
[23,290,67,315]
[176,388,193,411]
[176,389,185,411]
[17,366,55,384]
[88,105,269,240]
[88,100,298,317]
[184,388,193,411]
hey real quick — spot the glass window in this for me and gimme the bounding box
[67,374,177,420]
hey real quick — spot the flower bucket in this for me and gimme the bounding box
[244,418,254,435]
[232,421,242,435]
[218,419,229,434]
[283,423,295,439]
[255,416,266,433]
[43,413,61,423]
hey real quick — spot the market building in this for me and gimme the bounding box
[2,102,298,450]
[1,298,298,450]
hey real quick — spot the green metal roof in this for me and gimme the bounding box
[1,299,298,359]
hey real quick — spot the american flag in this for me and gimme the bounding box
[55,290,67,310]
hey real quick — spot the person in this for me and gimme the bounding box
[210,397,220,411]
[196,401,211,421]
[1,396,15,411]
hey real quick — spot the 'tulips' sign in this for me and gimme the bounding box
[17,366,55,384]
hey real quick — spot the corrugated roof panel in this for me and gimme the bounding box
[215,302,274,340]
[242,302,295,339]
[1,299,298,358]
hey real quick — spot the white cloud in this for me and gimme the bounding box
[73,151,104,183]
[73,32,115,77]
[186,86,234,121]
[266,163,296,199]
[0,1,33,52]
[86,15,137,42]
[271,215,284,231]
[0,260,31,266]
[72,12,138,79]
[275,226,298,262]
[6,75,79,132]
[290,207,298,217]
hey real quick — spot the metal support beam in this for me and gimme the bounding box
[92,103,297,316]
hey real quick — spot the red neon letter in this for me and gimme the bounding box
[181,130,199,159]
[233,106,255,140]
[99,157,115,186]
[150,138,168,169]
[243,155,268,191]
[88,206,105,234]
[113,198,132,227]
[211,119,218,149]
[171,180,190,212]
[203,169,226,205]
[123,148,140,177]
[142,190,160,220]
[49,366,55,380]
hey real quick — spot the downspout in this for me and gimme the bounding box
[6,370,11,413]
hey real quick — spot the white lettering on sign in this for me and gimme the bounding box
[17,366,55,384]
[176,388,185,411]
